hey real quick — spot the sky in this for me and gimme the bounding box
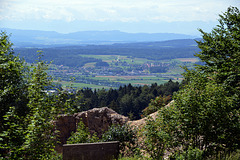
[0,0,239,35]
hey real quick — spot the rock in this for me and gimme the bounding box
[54,107,129,153]
[74,107,129,137]
[54,115,77,153]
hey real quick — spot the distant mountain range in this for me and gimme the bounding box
[1,28,199,47]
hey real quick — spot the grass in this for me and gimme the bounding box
[57,75,169,89]
[118,155,152,160]
[80,54,151,65]
[207,150,240,160]
[115,78,168,86]
[118,150,240,160]
[93,76,168,85]
[60,81,113,89]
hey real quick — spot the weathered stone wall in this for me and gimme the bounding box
[54,115,77,153]
[74,107,129,137]
[54,107,129,153]
[63,141,119,160]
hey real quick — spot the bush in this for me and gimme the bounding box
[48,151,63,160]
[207,149,240,160]
[224,150,240,160]
[102,124,138,157]
[172,147,204,160]
[67,120,99,144]
[142,95,171,117]
[142,104,182,160]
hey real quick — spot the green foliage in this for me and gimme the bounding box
[207,149,240,160]
[196,6,240,89]
[67,122,139,158]
[0,32,69,159]
[143,104,182,160]
[220,150,240,160]
[118,155,151,160]
[73,80,179,120]
[173,6,240,157]
[0,32,29,159]
[67,120,99,144]
[0,31,28,133]
[173,147,204,160]
[149,66,168,73]
[0,107,26,159]
[174,69,240,154]
[21,52,60,159]
[95,61,109,67]
[141,6,240,159]
[47,151,63,160]
[102,124,138,157]
[224,150,240,160]
[142,95,171,116]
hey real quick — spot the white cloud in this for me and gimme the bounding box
[0,0,239,23]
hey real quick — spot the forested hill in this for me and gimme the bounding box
[15,39,200,67]
[70,80,180,120]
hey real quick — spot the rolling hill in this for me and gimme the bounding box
[1,28,199,47]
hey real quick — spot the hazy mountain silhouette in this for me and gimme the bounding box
[1,28,198,47]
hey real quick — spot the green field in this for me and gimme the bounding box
[52,56,199,89]
[59,81,113,89]
[81,54,151,65]
[95,76,168,85]
[57,75,177,89]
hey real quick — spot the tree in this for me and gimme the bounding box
[196,6,240,89]
[174,69,240,155]
[0,32,29,127]
[21,52,61,159]
[173,6,240,156]
[0,33,66,159]
[0,32,29,158]
[143,6,240,159]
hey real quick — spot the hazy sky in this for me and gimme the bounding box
[0,0,239,35]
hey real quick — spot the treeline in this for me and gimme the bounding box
[14,39,200,67]
[15,48,102,67]
[70,80,180,120]
[149,66,168,73]
[52,74,124,88]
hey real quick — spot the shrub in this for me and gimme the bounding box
[142,95,171,117]
[142,104,182,160]
[102,124,138,157]
[172,147,204,160]
[67,120,99,144]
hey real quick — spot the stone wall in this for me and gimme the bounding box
[54,115,77,153]
[74,107,129,137]
[63,141,119,160]
[54,107,129,153]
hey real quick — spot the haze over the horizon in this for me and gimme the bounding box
[0,0,239,36]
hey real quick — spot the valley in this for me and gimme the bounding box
[48,56,197,89]
[16,39,200,89]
